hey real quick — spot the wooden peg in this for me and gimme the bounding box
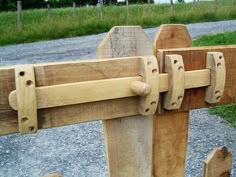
[205,52,226,104]
[164,55,185,110]
[15,65,38,134]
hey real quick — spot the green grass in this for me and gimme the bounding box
[193,31,236,46]
[193,31,236,127]
[0,1,236,46]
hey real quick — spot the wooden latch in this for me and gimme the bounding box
[205,52,226,104]
[8,53,226,123]
[14,65,38,134]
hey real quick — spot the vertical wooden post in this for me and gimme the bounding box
[147,0,151,15]
[126,0,129,24]
[170,0,174,15]
[72,2,76,16]
[47,4,51,18]
[17,1,22,32]
[100,0,104,20]
[153,25,192,177]
[215,0,218,9]
[98,26,154,177]
[204,147,232,177]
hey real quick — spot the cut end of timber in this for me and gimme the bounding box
[8,90,17,110]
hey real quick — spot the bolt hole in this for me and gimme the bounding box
[152,68,158,74]
[215,90,220,95]
[26,80,33,86]
[178,96,183,101]
[21,117,28,123]
[147,61,152,65]
[145,108,150,112]
[172,102,177,106]
[174,60,178,64]
[28,126,35,131]
[151,101,156,105]
[19,71,25,77]
[178,66,184,71]
[216,96,221,100]
[219,55,223,59]
[217,63,222,67]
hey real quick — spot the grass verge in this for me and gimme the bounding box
[0,1,236,46]
[193,31,236,127]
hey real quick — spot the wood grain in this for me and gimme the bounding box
[98,26,154,177]
[153,111,189,177]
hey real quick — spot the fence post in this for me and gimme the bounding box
[98,26,154,177]
[153,25,192,177]
[47,4,51,18]
[147,0,151,16]
[170,0,174,15]
[99,0,104,20]
[17,1,22,32]
[203,147,232,177]
[126,0,129,24]
[72,2,76,16]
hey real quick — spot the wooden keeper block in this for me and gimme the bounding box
[205,52,226,104]
[139,56,159,115]
[14,65,38,134]
[164,55,185,110]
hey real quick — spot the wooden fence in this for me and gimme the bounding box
[0,24,234,177]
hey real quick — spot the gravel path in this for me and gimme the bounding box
[0,20,236,177]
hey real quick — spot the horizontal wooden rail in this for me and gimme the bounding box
[0,45,235,135]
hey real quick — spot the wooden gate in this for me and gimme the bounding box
[0,25,235,177]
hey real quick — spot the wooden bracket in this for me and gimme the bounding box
[164,55,185,110]
[131,56,159,115]
[14,65,38,134]
[205,52,226,104]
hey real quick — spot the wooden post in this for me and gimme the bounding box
[204,147,232,177]
[72,2,76,16]
[99,0,104,20]
[126,0,129,24]
[47,4,51,18]
[17,1,22,32]
[147,0,151,16]
[42,173,62,177]
[170,0,174,15]
[153,25,192,177]
[98,26,154,177]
